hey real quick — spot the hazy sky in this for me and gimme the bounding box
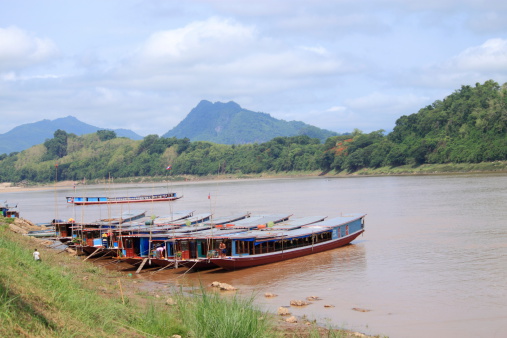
[1,0,507,137]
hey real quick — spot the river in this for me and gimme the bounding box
[4,173,507,337]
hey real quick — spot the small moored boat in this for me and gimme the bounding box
[0,201,19,218]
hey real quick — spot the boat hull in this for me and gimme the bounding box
[80,245,119,258]
[117,256,180,269]
[178,259,219,270]
[210,230,364,271]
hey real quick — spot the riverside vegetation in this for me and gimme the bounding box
[1,218,379,338]
[0,80,506,184]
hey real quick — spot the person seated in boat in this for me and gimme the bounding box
[219,242,227,258]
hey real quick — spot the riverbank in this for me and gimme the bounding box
[1,218,380,338]
[2,161,507,193]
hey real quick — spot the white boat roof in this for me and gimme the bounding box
[167,213,212,225]
[153,210,195,224]
[209,214,366,241]
[204,212,251,226]
[302,214,365,228]
[186,228,249,238]
[260,216,327,230]
[118,213,211,232]
[219,214,292,229]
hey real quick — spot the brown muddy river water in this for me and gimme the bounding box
[6,173,507,337]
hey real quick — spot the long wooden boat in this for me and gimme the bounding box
[65,192,181,205]
[178,215,328,270]
[208,214,366,270]
[26,229,57,238]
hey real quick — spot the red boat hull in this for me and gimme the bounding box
[118,256,181,269]
[80,245,119,258]
[210,230,364,271]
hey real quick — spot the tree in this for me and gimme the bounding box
[97,130,117,141]
[43,129,68,159]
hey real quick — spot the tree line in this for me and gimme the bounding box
[1,80,506,183]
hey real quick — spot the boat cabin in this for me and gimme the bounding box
[0,202,19,218]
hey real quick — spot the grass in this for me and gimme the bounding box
[174,285,274,338]
[330,161,507,176]
[0,221,183,337]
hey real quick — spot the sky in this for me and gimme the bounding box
[1,0,507,137]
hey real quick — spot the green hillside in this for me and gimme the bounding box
[320,80,507,172]
[1,80,506,184]
[163,100,338,144]
[0,116,142,155]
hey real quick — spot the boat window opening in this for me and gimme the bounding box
[235,241,249,255]
[180,241,189,251]
[198,241,206,257]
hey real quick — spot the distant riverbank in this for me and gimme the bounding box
[2,160,506,193]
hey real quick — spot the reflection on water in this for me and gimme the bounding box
[5,173,507,338]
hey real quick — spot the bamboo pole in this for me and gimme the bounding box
[83,248,104,261]
[118,278,125,304]
[136,258,148,274]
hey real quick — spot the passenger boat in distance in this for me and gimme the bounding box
[209,213,366,271]
[65,192,181,205]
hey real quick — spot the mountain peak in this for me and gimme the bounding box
[195,100,241,111]
[0,117,143,154]
[163,100,337,144]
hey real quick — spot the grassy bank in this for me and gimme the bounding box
[0,219,277,337]
[330,161,507,176]
[1,219,375,338]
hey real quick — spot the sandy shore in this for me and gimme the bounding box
[0,174,316,193]
[3,165,503,194]
[0,181,78,193]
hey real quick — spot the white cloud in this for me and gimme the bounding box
[414,38,507,89]
[346,92,428,114]
[320,92,432,132]
[451,38,507,71]
[0,26,59,72]
[299,45,328,56]
[137,17,257,65]
[113,17,349,96]
[326,106,347,113]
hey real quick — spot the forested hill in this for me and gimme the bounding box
[163,100,338,144]
[0,116,143,154]
[0,80,506,183]
[320,80,507,172]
